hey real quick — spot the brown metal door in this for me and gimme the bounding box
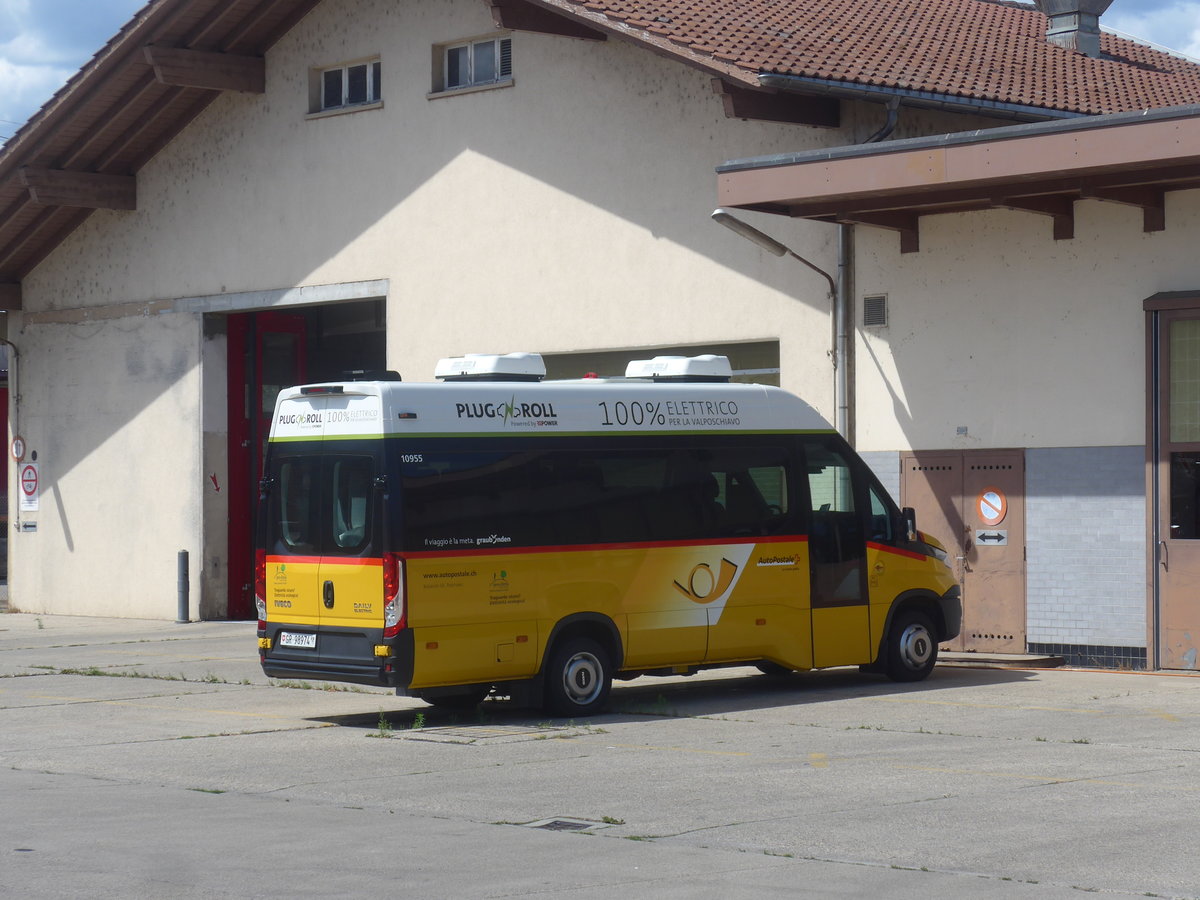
[1153,309,1200,669]
[902,450,1026,653]
[961,452,1025,652]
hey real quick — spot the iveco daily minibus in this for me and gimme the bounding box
[256,353,960,715]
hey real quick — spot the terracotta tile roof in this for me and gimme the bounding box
[541,0,1200,115]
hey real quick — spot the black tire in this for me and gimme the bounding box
[884,609,938,682]
[543,637,612,717]
[419,687,490,709]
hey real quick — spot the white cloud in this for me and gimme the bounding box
[1107,2,1200,57]
[0,58,73,140]
[0,0,143,143]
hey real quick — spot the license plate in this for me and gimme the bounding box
[279,631,317,649]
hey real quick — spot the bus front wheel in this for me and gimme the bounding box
[544,637,612,716]
[884,609,938,682]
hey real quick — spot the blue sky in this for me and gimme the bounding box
[2,0,1200,144]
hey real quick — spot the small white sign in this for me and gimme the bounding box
[19,462,38,512]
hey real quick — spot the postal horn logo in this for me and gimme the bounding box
[672,558,739,604]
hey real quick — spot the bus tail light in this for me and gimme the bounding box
[254,548,267,631]
[383,552,405,638]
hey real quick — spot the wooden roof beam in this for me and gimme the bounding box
[489,0,607,40]
[20,167,137,211]
[0,283,21,311]
[993,195,1075,240]
[712,80,839,128]
[840,211,921,253]
[143,45,266,93]
[1083,185,1166,232]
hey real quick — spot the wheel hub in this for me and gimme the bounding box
[563,653,601,704]
[899,624,932,669]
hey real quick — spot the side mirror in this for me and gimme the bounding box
[902,506,918,543]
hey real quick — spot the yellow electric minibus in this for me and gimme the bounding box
[256,353,959,715]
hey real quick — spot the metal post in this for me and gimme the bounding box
[176,550,189,623]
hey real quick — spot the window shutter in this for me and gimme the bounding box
[499,38,513,78]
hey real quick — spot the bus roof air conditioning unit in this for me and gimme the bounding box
[434,352,546,382]
[624,355,733,383]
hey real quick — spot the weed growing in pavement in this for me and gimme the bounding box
[370,711,394,739]
[270,679,368,692]
[601,816,625,825]
[54,666,222,683]
[411,712,425,730]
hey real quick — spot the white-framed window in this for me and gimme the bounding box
[442,37,512,91]
[317,58,382,112]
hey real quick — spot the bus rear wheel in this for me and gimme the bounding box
[544,637,612,717]
[884,610,938,682]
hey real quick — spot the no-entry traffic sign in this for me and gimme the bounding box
[977,487,1007,526]
[19,462,38,512]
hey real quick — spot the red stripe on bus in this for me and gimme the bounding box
[400,534,807,560]
[867,542,929,561]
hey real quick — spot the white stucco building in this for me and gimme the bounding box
[1,0,1197,669]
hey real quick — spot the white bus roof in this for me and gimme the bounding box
[270,379,834,441]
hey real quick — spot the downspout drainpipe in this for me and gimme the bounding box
[835,97,901,444]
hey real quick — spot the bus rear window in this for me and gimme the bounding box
[270,454,375,556]
[330,457,372,551]
[277,458,319,554]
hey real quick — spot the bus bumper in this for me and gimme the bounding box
[259,627,414,688]
[938,585,963,641]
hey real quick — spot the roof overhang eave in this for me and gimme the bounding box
[757,73,1087,124]
[716,104,1200,221]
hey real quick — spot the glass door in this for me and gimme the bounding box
[1153,308,1200,669]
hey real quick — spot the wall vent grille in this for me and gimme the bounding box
[863,294,888,327]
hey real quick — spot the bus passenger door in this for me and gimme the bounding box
[803,441,870,667]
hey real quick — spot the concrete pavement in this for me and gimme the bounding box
[2,612,1199,899]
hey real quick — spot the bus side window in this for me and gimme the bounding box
[803,440,866,582]
[868,483,894,544]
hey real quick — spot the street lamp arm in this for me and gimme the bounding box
[784,247,837,301]
[711,209,835,299]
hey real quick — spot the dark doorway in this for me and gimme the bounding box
[225,299,386,618]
